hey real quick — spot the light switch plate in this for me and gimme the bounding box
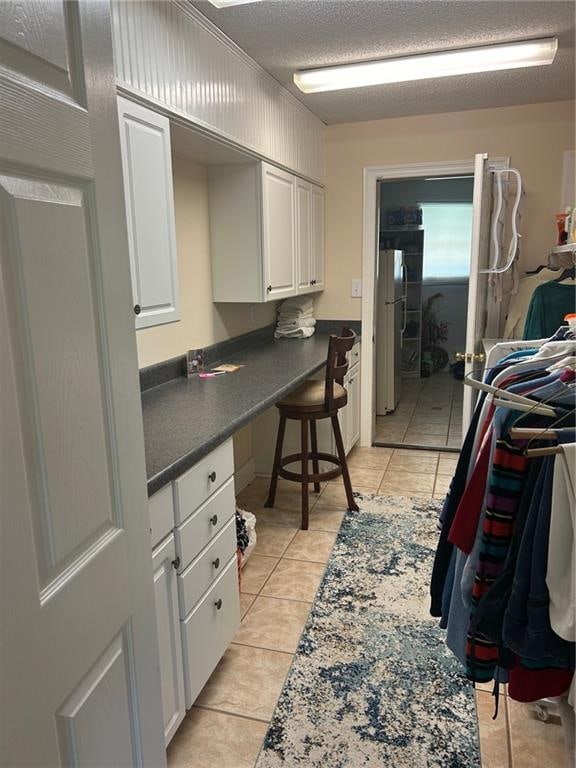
[351,279,362,298]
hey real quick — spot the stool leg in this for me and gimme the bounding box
[301,418,309,530]
[265,414,286,508]
[309,420,321,494]
[331,414,359,512]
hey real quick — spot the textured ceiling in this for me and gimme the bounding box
[191,0,576,124]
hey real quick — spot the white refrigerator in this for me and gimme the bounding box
[376,249,406,415]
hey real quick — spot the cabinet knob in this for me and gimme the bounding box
[210,514,218,526]
[171,556,180,570]
[267,285,272,293]
[208,471,217,483]
[134,304,141,315]
[214,598,223,610]
[212,557,220,569]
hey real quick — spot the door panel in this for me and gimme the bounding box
[462,152,493,433]
[296,178,312,292]
[118,98,180,329]
[0,2,166,765]
[311,184,325,290]
[261,163,296,300]
[56,629,138,767]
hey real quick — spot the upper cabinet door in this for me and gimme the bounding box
[261,163,297,301]
[118,98,180,329]
[311,184,325,291]
[296,178,312,293]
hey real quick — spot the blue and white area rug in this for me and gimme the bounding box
[255,493,480,768]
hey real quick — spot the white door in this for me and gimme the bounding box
[311,184,325,291]
[348,369,361,450]
[0,3,166,766]
[152,536,185,746]
[261,163,297,301]
[462,153,493,433]
[118,97,180,330]
[296,178,312,293]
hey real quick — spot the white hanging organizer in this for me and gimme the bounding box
[478,168,524,302]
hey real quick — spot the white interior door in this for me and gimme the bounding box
[462,153,493,433]
[0,2,166,766]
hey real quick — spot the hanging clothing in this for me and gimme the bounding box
[523,282,576,340]
[431,332,576,713]
[504,269,560,339]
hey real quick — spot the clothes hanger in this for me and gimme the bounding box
[463,368,558,416]
[552,266,576,282]
[508,402,575,457]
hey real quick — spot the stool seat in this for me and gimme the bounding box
[265,326,359,530]
[279,380,347,411]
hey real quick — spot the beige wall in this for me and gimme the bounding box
[137,156,277,471]
[136,156,277,368]
[316,100,575,321]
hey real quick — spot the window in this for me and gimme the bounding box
[419,202,473,281]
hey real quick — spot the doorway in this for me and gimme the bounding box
[359,156,509,451]
[375,177,474,450]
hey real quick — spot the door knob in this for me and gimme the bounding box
[455,351,466,361]
[473,352,486,363]
[134,304,141,315]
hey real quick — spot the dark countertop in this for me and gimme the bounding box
[142,333,353,496]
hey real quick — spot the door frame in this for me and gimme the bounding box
[360,157,509,447]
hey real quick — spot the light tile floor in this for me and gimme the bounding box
[167,446,569,768]
[376,371,464,449]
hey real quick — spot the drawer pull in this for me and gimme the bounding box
[172,556,180,570]
[210,514,218,527]
[214,598,223,610]
[208,471,217,483]
[212,557,220,569]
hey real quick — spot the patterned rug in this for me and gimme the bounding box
[255,493,480,768]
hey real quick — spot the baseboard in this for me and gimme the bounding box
[234,458,256,493]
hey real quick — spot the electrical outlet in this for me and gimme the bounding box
[351,279,362,298]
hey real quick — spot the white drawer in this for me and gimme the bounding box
[175,477,235,570]
[174,439,234,525]
[149,484,175,549]
[348,341,361,367]
[181,555,240,709]
[177,516,237,618]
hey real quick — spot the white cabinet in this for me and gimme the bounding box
[296,178,312,293]
[310,184,325,292]
[152,534,185,746]
[209,162,324,303]
[262,163,297,300]
[117,97,179,329]
[297,180,325,295]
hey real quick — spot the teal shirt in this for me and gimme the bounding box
[522,281,576,340]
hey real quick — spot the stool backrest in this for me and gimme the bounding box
[324,327,356,410]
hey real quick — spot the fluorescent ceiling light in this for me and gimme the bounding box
[294,38,558,94]
[207,0,262,7]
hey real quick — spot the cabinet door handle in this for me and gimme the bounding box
[212,557,220,569]
[214,598,223,610]
[171,556,180,570]
[210,514,218,527]
[134,304,141,315]
[267,285,272,293]
[208,471,217,483]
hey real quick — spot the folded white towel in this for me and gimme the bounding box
[274,326,315,339]
[279,296,314,313]
[277,318,316,330]
[278,307,314,320]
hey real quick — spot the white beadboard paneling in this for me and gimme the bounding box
[111,0,324,183]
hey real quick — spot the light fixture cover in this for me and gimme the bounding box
[294,38,558,93]
[207,0,262,7]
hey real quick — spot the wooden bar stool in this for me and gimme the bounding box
[265,327,359,530]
